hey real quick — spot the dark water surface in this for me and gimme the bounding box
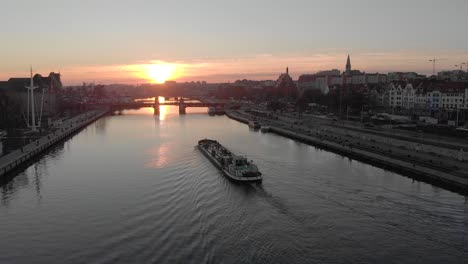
[1,106,467,264]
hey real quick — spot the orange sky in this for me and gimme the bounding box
[1,51,467,85]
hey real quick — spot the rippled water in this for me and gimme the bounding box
[0,106,467,264]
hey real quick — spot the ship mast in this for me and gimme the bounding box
[25,66,39,131]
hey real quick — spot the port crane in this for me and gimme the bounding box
[428,58,447,76]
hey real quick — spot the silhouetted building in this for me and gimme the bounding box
[437,70,468,81]
[0,72,63,124]
[387,72,426,82]
[345,54,351,74]
[275,67,297,100]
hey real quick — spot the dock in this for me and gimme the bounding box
[0,109,108,178]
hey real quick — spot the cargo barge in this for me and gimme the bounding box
[198,139,262,182]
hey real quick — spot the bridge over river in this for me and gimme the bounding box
[93,98,233,114]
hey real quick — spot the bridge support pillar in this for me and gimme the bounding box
[178,97,186,114]
[154,97,160,115]
[179,104,186,114]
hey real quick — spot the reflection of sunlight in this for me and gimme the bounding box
[159,106,168,121]
[134,97,155,102]
[139,107,155,115]
[145,143,171,168]
[158,96,165,104]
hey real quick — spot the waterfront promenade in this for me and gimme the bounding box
[226,110,468,190]
[0,109,108,178]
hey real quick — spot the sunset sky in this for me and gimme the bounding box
[1,0,468,85]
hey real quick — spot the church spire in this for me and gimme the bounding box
[346,55,351,74]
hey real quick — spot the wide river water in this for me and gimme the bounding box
[1,105,467,263]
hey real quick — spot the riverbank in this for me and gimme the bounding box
[0,109,108,179]
[226,110,468,191]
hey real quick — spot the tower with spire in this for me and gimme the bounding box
[275,66,296,100]
[345,55,351,74]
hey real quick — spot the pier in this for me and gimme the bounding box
[0,109,108,178]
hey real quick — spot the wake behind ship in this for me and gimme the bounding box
[198,139,262,182]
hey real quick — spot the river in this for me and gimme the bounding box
[0,105,467,263]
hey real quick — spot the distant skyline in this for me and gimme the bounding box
[1,0,468,85]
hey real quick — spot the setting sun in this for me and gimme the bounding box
[146,63,177,83]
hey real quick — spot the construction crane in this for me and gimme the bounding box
[428,58,447,76]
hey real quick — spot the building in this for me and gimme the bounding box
[387,72,426,82]
[0,72,63,123]
[345,55,351,74]
[366,73,387,84]
[434,84,466,110]
[275,67,297,99]
[437,70,468,81]
[297,69,341,93]
[377,81,468,114]
[343,55,386,85]
[298,56,389,95]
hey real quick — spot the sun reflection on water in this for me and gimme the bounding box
[145,142,171,169]
[158,105,168,121]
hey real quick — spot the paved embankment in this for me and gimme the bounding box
[0,109,108,178]
[226,110,468,190]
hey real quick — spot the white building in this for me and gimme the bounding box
[386,82,403,108]
[383,82,421,109]
[440,90,465,110]
[426,90,441,109]
[401,83,416,109]
[414,91,429,110]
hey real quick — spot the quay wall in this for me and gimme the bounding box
[324,126,468,161]
[0,109,108,178]
[270,113,468,161]
[225,111,468,190]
